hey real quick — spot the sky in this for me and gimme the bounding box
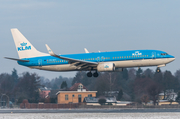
[0,0,180,79]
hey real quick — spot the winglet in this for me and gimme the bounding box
[45,44,56,56]
[84,48,89,53]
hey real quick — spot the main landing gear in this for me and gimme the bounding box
[87,71,99,77]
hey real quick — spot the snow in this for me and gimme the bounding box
[0,113,180,119]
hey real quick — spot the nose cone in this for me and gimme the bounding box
[171,57,175,62]
[168,55,175,62]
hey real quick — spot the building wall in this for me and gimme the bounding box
[57,92,96,104]
[159,101,179,105]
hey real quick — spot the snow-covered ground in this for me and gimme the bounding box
[0,113,180,119]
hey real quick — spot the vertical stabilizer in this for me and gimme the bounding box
[11,28,48,59]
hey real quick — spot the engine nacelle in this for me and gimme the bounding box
[97,63,115,72]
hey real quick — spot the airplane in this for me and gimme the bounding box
[5,28,175,77]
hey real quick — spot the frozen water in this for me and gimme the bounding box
[0,113,180,119]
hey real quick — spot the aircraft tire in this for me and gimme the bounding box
[87,72,92,77]
[93,72,98,77]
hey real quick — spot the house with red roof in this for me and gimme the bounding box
[56,83,97,104]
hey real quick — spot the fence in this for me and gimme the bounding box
[20,103,180,109]
[79,104,180,109]
[20,103,80,109]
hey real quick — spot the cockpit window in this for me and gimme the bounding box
[161,53,168,55]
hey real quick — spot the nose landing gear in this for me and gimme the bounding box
[156,67,161,73]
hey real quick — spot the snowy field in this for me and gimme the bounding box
[0,113,180,119]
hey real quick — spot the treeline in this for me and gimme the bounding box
[1,68,180,105]
[0,69,72,104]
[72,68,180,105]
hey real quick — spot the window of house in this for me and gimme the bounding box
[88,94,92,97]
[78,84,83,90]
[65,95,68,100]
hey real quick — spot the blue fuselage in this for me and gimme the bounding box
[18,50,174,67]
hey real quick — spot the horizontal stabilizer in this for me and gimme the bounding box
[4,57,29,62]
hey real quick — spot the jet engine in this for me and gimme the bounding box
[97,63,115,72]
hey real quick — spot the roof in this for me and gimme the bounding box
[69,83,89,91]
[56,91,97,95]
[49,89,67,98]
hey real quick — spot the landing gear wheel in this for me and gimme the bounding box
[87,72,92,77]
[93,72,99,77]
[156,68,161,73]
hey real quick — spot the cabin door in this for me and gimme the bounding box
[38,59,42,67]
[152,52,156,59]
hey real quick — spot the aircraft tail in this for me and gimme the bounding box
[11,28,48,59]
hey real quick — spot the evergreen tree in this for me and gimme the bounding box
[176,91,180,104]
[122,68,128,80]
[11,68,19,84]
[117,89,123,100]
[60,81,67,89]
[136,68,143,78]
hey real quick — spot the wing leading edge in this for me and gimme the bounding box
[45,44,98,70]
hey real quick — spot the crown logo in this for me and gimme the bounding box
[104,65,109,68]
[20,42,27,46]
